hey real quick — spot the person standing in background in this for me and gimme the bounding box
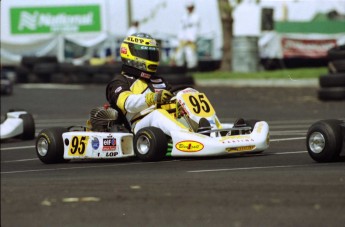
[127,21,140,36]
[173,1,200,70]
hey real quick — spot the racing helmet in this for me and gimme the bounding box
[120,33,160,73]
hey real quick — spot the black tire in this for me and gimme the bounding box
[319,74,345,88]
[328,60,345,73]
[21,56,39,69]
[36,127,68,164]
[19,113,35,140]
[306,120,343,162]
[15,66,30,83]
[318,87,345,101]
[134,127,168,161]
[58,63,78,73]
[327,45,345,61]
[33,63,58,83]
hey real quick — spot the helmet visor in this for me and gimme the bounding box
[128,44,160,62]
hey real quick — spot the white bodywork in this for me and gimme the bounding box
[170,121,269,157]
[62,132,135,160]
[0,111,26,139]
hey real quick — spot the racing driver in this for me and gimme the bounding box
[106,33,193,136]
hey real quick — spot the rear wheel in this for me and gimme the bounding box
[36,127,68,164]
[306,120,343,162]
[134,127,168,161]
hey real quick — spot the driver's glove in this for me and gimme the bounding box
[145,90,173,106]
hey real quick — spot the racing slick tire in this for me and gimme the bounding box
[36,127,68,164]
[19,113,35,140]
[306,120,343,162]
[134,127,168,162]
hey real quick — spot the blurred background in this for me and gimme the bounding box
[1,0,344,87]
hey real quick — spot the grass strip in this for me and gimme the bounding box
[192,67,327,80]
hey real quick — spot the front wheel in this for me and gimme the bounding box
[134,127,168,162]
[306,120,343,162]
[36,127,68,164]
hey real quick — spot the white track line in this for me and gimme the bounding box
[270,137,305,142]
[1,145,35,151]
[2,158,38,163]
[274,151,307,155]
[188,164,321,173]
[20,84,85,90]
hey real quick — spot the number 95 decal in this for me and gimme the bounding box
[68,136,89,156]
[182,93,215,118]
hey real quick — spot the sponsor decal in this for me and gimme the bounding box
[219,135,253,143]
[282,38,337,58]
[178,100,189,116]
[41,133,51,144]
[10,5,101,34]
[114,86,122,93]
[176,140,204,152]
[152,83,166,89]
[91,137,99,150]
[102,136,116,151]
[140,72,151,79]
[142,131,152,139]
[127,36,145,44]
[106,152,118,157]
[120,47,127,54]
[179,88,197,94]
[226,146,255,153]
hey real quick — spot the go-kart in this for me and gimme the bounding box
[1,110,35,140]
[306,119,345,162]
[36,87,270,163]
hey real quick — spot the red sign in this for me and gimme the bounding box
[282,38,337,58]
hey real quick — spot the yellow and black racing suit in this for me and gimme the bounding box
[106,65,187,136]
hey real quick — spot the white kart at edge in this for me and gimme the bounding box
[0,110,35,140]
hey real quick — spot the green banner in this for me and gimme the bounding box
[10,5,101,34]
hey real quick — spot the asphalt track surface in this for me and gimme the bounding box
[1,83,344,227]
